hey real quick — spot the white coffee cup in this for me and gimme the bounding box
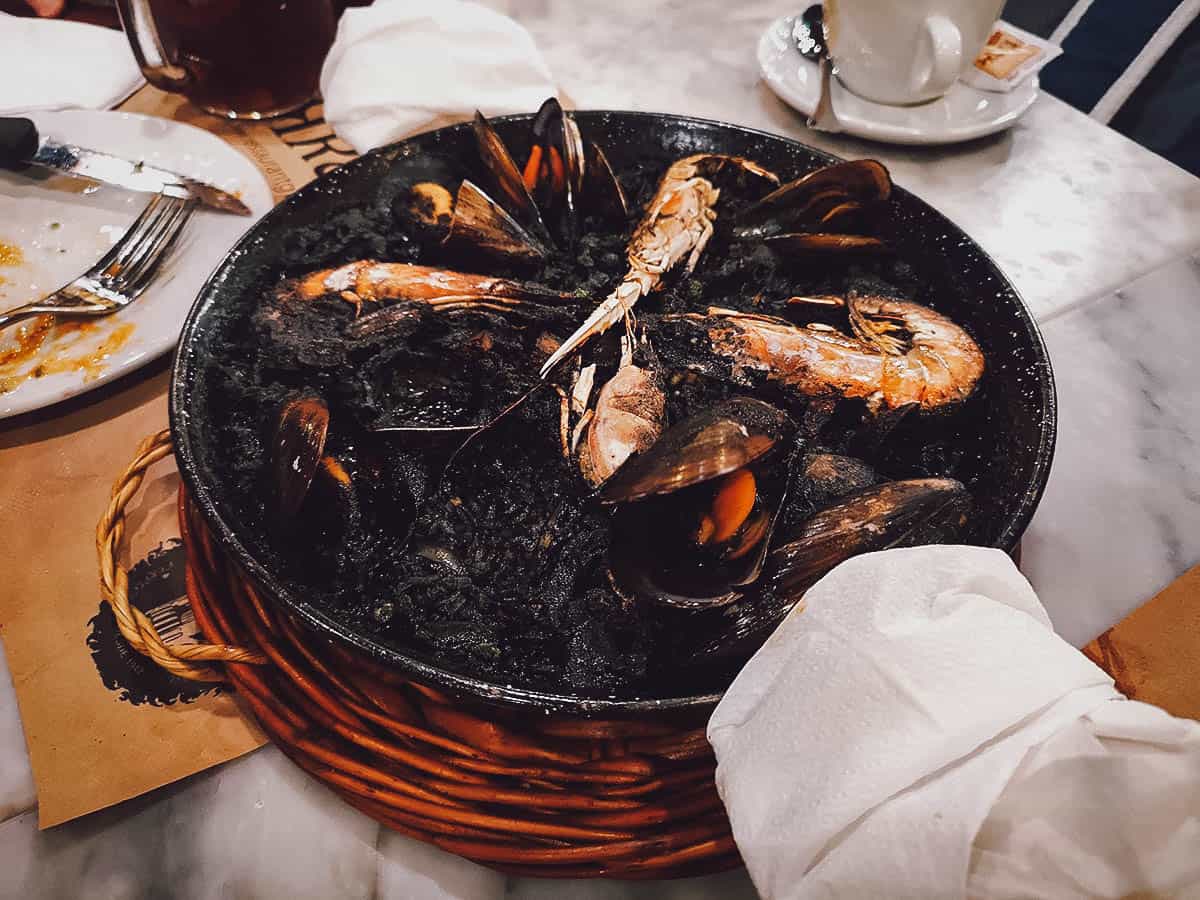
[825,0,1006,106]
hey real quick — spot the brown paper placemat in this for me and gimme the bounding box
[119,85,357,203]
[1084,564,1200,721]
[0,86,356,828]
[0,370,266,829]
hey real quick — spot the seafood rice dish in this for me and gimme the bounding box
[199,100,994,699]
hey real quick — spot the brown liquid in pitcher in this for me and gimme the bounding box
[159,0,337,119]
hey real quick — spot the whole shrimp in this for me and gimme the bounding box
[672,294,984,413]
[539,154,777,377]
[288,261,576,315]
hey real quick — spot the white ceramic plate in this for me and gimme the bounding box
[0,109,271,420]
[757,15,1040,145]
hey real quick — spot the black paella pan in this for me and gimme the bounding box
[170,111,1056,715]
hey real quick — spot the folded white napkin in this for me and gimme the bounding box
[320,0,557,154]
[0,12,142,115]
[709,545,1200,899]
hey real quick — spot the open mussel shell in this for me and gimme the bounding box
[446,179,551,263]
[522,98,588,246]
[814,200,866,231]
[608,453,792,609]
[777,451,881,537]
[525,98,565,213]
[472,110,555,248]
[599,397,794,504]
[272,394,330,521]
[604,397,797,610]
[768,476,970,598]
[740,159,892,220]
[733,159,892,240]
[608,524,743,609]
[558,113,585,245]
[685,477,970,663]
[584,141,628,223]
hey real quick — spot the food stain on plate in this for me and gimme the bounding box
[0,241,23,267]
[0,239,24,290]
[0,315,135,395]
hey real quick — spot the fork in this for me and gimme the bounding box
[0,189,197,332]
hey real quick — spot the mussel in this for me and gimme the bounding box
[686,476,970,662]
[458,103,628,259]
[583,141,628,223]
[522,97,585,244]
[272,394,330,520]
[300,453,365,556]
[472,110,555,248]
[732,159,892,252]
[766,477,970,598]
[269,395,365,566]
[445,179,552,263]
[269,393,415,574]
[603,397,797,609]
[520,98,632,242]
[375,103,628,265]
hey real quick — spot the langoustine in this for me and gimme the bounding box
[540,153,778,376]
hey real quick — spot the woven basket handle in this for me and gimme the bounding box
[96,429,268,682]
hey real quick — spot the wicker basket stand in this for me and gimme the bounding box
[98,431,739,879]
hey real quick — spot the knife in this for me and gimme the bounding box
[0,116,251,216]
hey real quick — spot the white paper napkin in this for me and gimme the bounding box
[0,12,143,115]
[708,545,1200,899]
[971,700,1200,898]
[319,0,557,154]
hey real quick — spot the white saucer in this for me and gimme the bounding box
[0,109,271,420]
[757,15,1040,145]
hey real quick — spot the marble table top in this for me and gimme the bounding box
[3,1,1200,897]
